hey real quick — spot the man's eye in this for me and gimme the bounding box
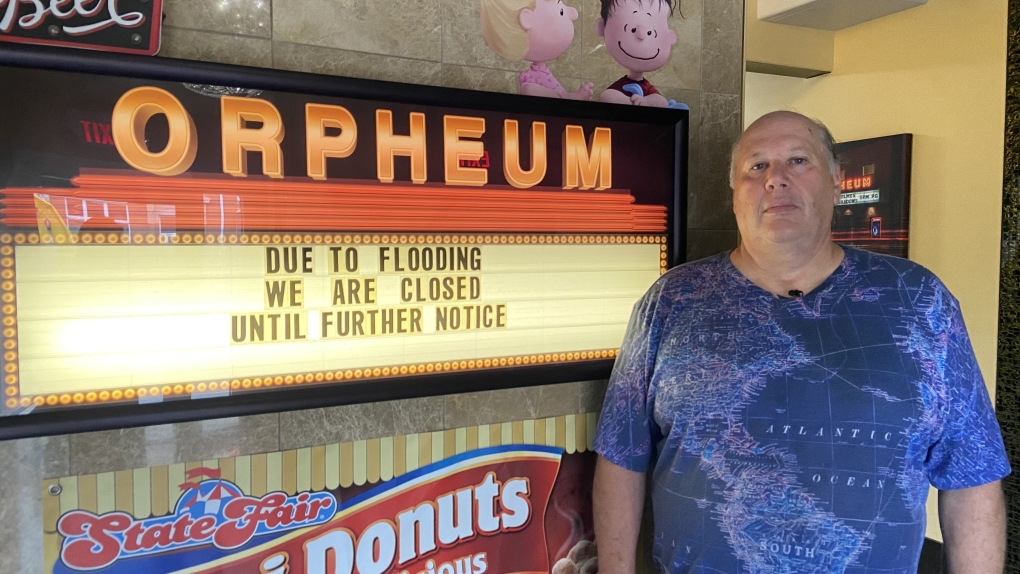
[791,157,807,164]
[560,8,563,14]
[750,163,766,171]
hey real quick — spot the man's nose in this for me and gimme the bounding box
[764,164,790,190]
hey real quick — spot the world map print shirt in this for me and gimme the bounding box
[594,247,1011,574]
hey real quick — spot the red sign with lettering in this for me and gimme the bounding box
[53,445,598,574]
[0,0,162,55]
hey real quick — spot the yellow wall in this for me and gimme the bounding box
[744,0,1008,542]
[746,0,1007,401]
[743,0,834,74]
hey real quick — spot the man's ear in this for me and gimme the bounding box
[666,28,677,45]
[595,17,606,37]
[519,8,535,31]
[832,169,844,205]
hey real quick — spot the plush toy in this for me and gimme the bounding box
[480,0,593,100]
[596,0,686,108]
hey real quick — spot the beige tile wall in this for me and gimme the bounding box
[0,0,743,570]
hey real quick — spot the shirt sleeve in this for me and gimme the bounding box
[925,288,1011,490]
[593,281,666,473]
[641,80,660,96]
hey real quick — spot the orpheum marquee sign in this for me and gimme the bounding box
[0,46,687,436]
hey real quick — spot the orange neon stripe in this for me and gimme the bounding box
[2,211,665,231]
[70,173,635,202]
[4,194,652,218]
[1,216,665,232]
[1,171,668,233]
[1,196,663,220]
[1,217,664,233]
[1,204,662,222]
[1,199,664,217]
[65,184,651,213]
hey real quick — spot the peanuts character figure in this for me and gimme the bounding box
[480,0,594,100]
[595,0,677,107]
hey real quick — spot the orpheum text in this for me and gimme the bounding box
[110,87,612,190]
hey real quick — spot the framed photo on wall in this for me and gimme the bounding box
[831,134,912,258]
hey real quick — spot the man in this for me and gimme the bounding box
[595,0,677,107]
[593,111,1010,573]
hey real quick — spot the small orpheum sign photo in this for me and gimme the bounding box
[0,0,162,55]
[831,134,912,258]
[0,50,686,435]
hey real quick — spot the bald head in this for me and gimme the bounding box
[729,111,839,188]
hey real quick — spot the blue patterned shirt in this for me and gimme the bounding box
[594,247,1010,573]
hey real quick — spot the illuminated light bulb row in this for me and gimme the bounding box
[0,243,16,410]
[29,233,669,246]
[13,349,618,409]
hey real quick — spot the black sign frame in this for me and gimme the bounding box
[0,44,687,440]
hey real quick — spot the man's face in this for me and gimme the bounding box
[597,0,675,74]
[521,0,578,63]
[731,114,842,249]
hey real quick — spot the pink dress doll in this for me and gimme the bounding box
[480,0,593,100]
